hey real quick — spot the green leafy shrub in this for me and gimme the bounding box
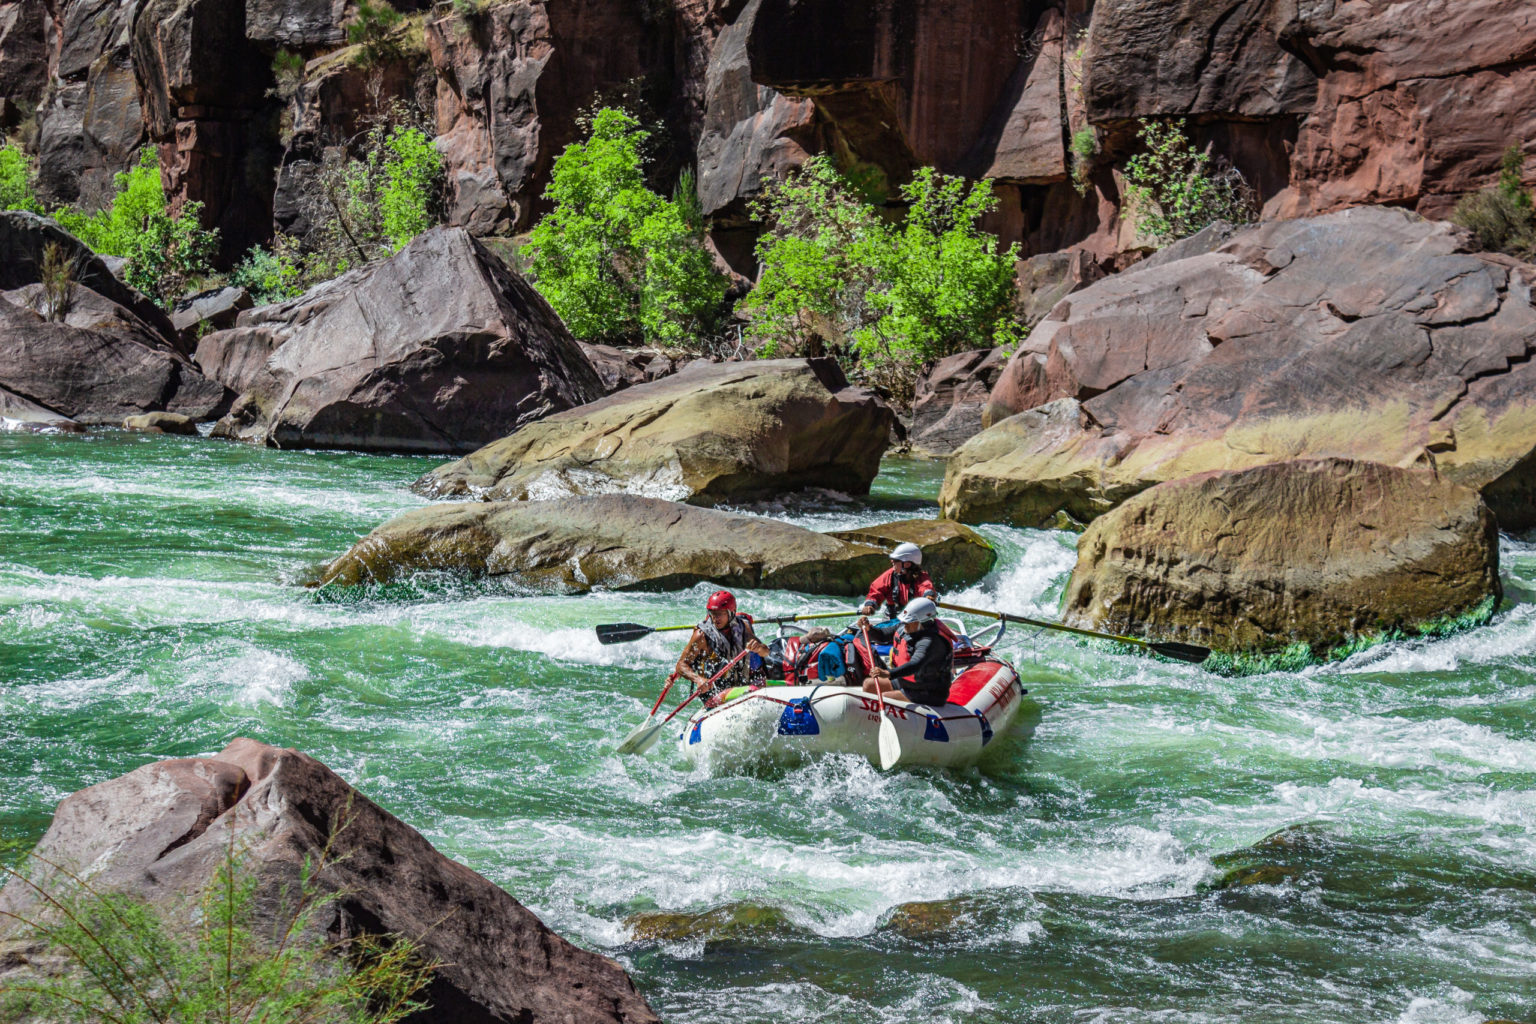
[232,236,305,305]
[1452,145,1536,259]
[0,141,41,213]
[270,48,306,102]
[742,156,1021,403]
[1070,127,1097,195]
[0,826,437,1024]
[1122,118,1256,245]
[54,148,219,308]
[523,107,728,347]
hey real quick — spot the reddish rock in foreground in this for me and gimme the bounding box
[0,738,660,1024]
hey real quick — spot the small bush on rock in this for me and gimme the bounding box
[1122,118,1256,245]
[232,236,305,304]
[347,0,404,65]
[524,107,727,347]
[1453,145,1536,259]
[0,141,41,213]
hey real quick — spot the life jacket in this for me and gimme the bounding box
[892,623,955,697]
[694,612,763,692]
[870,567,937,621]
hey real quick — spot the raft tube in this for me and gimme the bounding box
[677,658,1031,769]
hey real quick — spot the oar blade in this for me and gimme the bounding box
[877,715,902,771]
[1151,640,1211,664]
[596,622,653,645]
[629,721,671,755]
[616,716,661,755]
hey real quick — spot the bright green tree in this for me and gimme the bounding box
[743,157,1021,401]
[523,107,727,346]
[53,148,219,308]
[379,125,442,250]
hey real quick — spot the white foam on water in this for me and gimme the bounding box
[1331,603,1536,676]
[1392,989,1479,1024]
[1262,709,1536,776]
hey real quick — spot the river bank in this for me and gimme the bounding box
[2,430,1534,1024]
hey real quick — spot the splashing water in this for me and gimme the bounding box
[1,432,1533,1024]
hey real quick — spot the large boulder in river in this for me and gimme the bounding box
[415,358,895,504]
[202,227,605,453]
[318,494,895,594]
[943,208,1536,530]
[1062,459,1502,658]
[0,738,660,1024]
[825,519,996,592]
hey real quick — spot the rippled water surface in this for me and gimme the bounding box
[2,431,1534,1024]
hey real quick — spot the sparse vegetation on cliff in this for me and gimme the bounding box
[524,107,727,347]
[1122,119,1256,245]
[1453,145,1535,259]
[743,156,1021,403]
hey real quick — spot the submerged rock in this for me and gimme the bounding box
[825,519,996,591]
[0,738,659,1024]
[943,208,1536,531]
[1062,459,1502,658]
[414,358,895,504]
[316,494,894,594]
[202,226,604,453]
[625,902,799,942]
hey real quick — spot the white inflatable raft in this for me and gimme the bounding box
[677,656,1032,769]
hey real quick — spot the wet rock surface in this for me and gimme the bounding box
[316,494,895,595]
[202,227,604,453]
[415,358,895,504]
[1062,459,1502,657]
[0,738,661,1024]
[945,209,1536,531]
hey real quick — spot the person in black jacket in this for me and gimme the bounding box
[864,597,954,706]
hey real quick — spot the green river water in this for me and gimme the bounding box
[2,430,1534,1023]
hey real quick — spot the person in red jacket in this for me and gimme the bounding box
[857,542,938,625]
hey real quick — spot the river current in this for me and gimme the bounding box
[1,430,1533,1023]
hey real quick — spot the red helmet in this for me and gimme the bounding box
[706,590,737,612]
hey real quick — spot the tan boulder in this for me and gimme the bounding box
[316,494,893,595]
[1062,459,1502,658]
[414,358,895,504]
[825,519,996,592]
[944,208,1536,531]
[122,411,197,435]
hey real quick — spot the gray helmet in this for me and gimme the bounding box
[890,542,922,566]
[897,597,938,624]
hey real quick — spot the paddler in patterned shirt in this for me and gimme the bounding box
[676,590,770,702]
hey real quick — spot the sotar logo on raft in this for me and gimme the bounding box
[857,696,910,720]
[990,681,1014,712]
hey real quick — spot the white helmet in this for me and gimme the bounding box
[890,542,922,566]
[897,597,938,624]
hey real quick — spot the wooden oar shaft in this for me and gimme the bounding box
[938,601,1155,649]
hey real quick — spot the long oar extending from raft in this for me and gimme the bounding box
[596,609,856,646]
[618,648,753,756]
[937,602,1211,664]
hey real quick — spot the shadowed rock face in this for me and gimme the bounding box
[1062,459,1502,656]
[0,738,661,1024]
[201,226,604,453]
[415,357,895,504]
[0,211,230,422]
[943,208,1536,531]
[909,348,1008,456]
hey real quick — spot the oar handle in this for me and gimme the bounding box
[648,670,682,716]
[660,647,752,726]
